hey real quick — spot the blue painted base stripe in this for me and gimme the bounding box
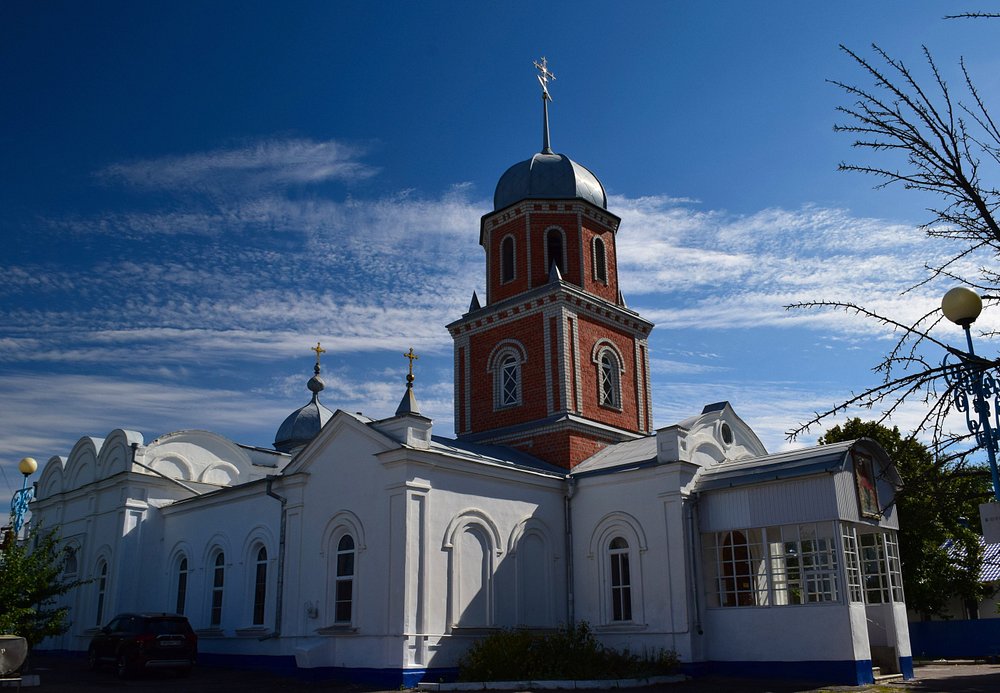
[197,652,455,687]
[36,648,911,687]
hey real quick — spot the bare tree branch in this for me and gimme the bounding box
[788,45,1000,456]
[944,13,1000,20]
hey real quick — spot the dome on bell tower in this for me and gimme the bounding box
[493,152,607,211]
[491,59,607,212]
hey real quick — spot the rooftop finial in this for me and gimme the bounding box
[311,341,326,376]
[396,347,421,416]
[307,342,326,398]
[534,57,555,154]
[403,347,419,386]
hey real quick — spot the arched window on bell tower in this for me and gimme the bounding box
[488,339,527,410]
[592,340,624,411]
[593,236,607,283]
[501,235,515,283]
[545,227,566,275]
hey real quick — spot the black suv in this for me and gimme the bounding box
[88,613,197,678]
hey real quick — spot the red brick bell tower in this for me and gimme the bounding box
[447,59,653,469]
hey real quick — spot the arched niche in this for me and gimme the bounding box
[98,429,144,476]
[66,437,104,491]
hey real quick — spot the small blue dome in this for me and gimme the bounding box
[274,372,333,453]
[274,394,333,454]
[493,153,607,211]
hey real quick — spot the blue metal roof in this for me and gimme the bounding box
[946,536,1000,583]
[570,436,658,477]
[428,435,567,477]
[694,438,897,492]
[694,441,856,492]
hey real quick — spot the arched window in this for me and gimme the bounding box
[95,560,108,626]
[597,349,622,409]
[501,235,515,283]
[609,537,632,621]
[590,512,647,626]
[546,228,565,275]
[210,552,225,627]
[501,355,520,406]
[335,535,355,624]
[593,237,607,283]
[175,557,189,615]
[252,547,267,625]
[489,341,527,410]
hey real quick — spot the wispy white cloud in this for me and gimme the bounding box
[612,195,988,337]
[7,138,986,503]
[98,139,378,194]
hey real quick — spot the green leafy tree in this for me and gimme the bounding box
[0,526,85,646]
[820,418,992,618]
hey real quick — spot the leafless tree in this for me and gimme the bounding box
[786,44,1000,470]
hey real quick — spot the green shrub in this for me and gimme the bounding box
[457,622,680,681]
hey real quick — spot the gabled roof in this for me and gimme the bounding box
[570,436,657,477]
[426,436,567,477]
[284,406,566,479]
[694,439,895,492]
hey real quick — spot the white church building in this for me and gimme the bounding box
[29,71,912,686]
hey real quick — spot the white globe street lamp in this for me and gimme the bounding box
[9,457,37,535]
[941,288,1000,502]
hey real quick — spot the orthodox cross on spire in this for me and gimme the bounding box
[534,56,555,154]
[312,342,326,374]
[395,347,421,416]
[403,347,419,385]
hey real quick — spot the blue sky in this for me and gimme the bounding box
[4,1,1000,505]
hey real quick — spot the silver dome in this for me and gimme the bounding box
[493,152,607,211]
[274,394,333,454]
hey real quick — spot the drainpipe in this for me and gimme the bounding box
[686,492,703,636]
[263,476,287,640]
[564,477,576,625]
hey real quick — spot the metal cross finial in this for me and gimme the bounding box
[311,342,326,368]
[534,57,555,101]
[403,347,419,383]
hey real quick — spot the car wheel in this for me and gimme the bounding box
[115,653,132,679]
[87,647,99,671]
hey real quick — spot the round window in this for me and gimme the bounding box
[720,422,734,446]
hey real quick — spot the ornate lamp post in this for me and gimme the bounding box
[941,287,1000,502]
[9,456,37,534]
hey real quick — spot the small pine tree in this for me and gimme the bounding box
[0,526,86,647]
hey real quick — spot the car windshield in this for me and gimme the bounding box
[145,619,188,635]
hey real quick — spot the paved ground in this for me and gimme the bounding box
[12,656,1000,693]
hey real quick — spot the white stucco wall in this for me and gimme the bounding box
[702,604,861,662]
[570,463,696,663]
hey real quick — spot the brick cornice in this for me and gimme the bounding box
[446,281,653,338]
[457,412,645,446]
[480,198,621,247]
